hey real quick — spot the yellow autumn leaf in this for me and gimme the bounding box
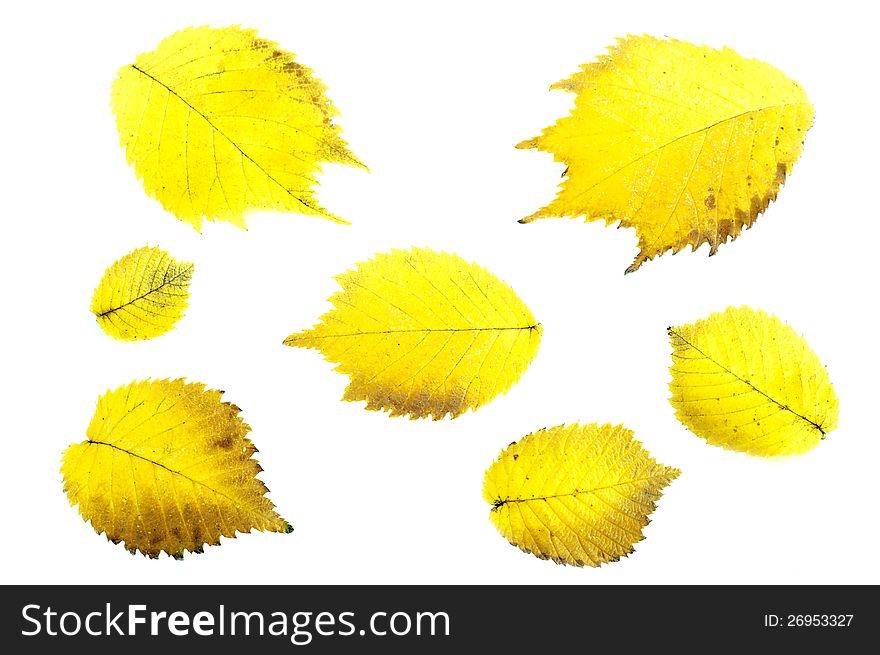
[518,35,813,272]
[90,245,193,341]
[111,25,365,229]
[484,423,680,566]
[284,247,542,419]
[668,306,838,456]
[61,379,291,558]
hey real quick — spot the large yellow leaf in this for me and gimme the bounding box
[61,379,291,558]
[669,306,838,456]
[111,26,365,229]
[90,245,193,340]
[484,423,680,566]
[518,36,813,272]
[284,247,542,419]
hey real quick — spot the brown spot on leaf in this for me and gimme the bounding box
[775,162,787,184]
[704,194,716,209]
[213,435,234,450]
[734,206,756,228]
[750,194,763,217]
[283,60,305,75]
[717,219,734,241]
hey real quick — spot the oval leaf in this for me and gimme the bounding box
[668,306,839,456]
[284,247,542,419]
[484,423,680,566]
[90,245,193,340]
[518,35,813,272]
[61,379,291,558]
[111,26,365,229]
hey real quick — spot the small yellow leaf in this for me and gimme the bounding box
[284,247,542,419]
[90,245,193,340]
[61,379,291,558]
[518,35,813,272]
[669,306,838,456]
[484,423,680,567]
[111,26,365,229]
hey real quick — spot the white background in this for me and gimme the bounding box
[2,0,878,585]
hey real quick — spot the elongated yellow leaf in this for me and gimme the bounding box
[484,423,680,566]
[669,306,838,456]
[90,246,193,340]
[61,379,291,558]
[112,26,365,229]
[284,247,542,419]
[518,36,813,272]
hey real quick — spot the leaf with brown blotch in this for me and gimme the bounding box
[284,247,542,419]
[61,379,291,558]
[518,35,813,272]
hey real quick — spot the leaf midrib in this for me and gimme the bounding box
[129,64,337,221]
[490,474,673,510]
[286,324,540,342]
[531,102,811,215]
[669,328,826,436]
[85,439,247,509]
[97,264,193,318]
